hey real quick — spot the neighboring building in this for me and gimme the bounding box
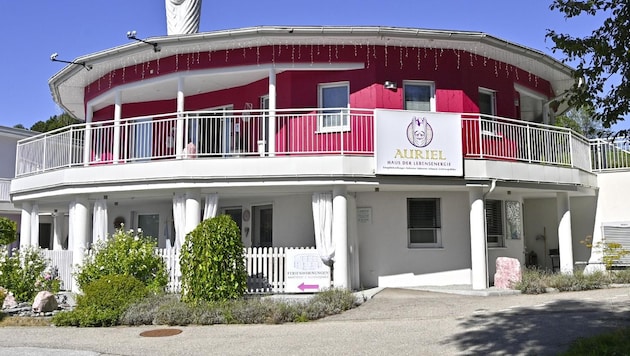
[10,25,630,292]
[0,126,37,250]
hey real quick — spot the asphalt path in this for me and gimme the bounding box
[0,287,629,355]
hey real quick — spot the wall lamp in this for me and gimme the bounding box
[126,30,161,52]
[384,80,397,90]
[50,53,92,71]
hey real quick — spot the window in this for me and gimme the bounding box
[515,84,548,124]
[404,82,435,111]
[485,200,504,247]
[479,88,497,134]
[407,198,441,248]
[318,82,349,132]
[478,88,496,117]
[137,214,160,242]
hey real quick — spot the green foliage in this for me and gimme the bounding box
[560,327,630,356]
[180,215,247,304]
[120,288,357,326]
[582,237,630,269]
[0,246,49,302]
[547,1,630,130]
[554,106,609,139]
[30,113,80,133]
[513,267,618,294]
[0,218,17,246]
[75,228,168,292]
[52,275,148,327]
[120,294,179,326]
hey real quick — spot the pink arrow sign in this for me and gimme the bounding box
[298,282,319,291]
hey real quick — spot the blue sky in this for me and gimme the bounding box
[0,1,622,130]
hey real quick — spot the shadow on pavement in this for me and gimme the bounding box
[446,298,630,355]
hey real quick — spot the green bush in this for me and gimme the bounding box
[120,293,179,326]
[0,246,48,302]
[180,214,247,304]
[0,218,17,246]
[76,228,168,292]
[52,275,148,327]
[120,289,358,326]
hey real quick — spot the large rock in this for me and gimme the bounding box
[494,257,522,289]
[32,291,58,313]
[2,292,17,309]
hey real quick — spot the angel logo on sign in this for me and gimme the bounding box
[407,117,433,148]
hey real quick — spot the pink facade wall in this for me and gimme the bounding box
[88,45,553,157]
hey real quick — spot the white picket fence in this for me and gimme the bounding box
[40,246,318,294]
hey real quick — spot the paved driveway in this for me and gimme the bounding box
[1,287,629,356]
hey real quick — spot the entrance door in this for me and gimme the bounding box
[195,105,233,156]
[39,223,52,249]
[252,204,272,247]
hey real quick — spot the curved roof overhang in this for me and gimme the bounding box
[49,26,575,120]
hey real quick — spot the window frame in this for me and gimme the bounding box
[403,81,436,112]
[485,199,505,248]
[317,82,350,132]
[407,198,442,248]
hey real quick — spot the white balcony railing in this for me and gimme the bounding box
[0,179,11,202]
[15,109,596,177]
[590,137,630,172]
[461,115,592,172]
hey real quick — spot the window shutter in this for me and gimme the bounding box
[486,200,503,235]
[408,199,440,228]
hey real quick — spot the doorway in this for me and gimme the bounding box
[252,204,272,247]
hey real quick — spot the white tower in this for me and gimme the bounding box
[166,0,202,35]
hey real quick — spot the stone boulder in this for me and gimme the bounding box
[32,291,58,313]
[2,292,17,309]
[494,257,522,289]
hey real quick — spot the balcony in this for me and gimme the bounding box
[14,108,610,182]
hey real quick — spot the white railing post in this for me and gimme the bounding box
[268,69,276,157]
[113,91,122,164]
[83,108,93,167]
[526,125,532,163]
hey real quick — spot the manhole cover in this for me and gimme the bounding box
[140,328,183,337]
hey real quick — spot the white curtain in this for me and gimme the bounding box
[312,192,335,266]
[30,204,39,247]
[203,193,219,220]
[92,199,108,243]
[172,193,187,249]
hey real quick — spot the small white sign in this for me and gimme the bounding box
[285,249,331,293]
[357,207,372,224]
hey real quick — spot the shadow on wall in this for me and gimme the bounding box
[445,298,630,355]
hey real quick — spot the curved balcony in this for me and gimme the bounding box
[13,108,604,191]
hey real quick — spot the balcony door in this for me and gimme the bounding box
[251,204,272,247]
[260,96,270,154]
[132,118,153,161]
[190,105,233,156]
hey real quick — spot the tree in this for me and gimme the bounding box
[547,0,630,132]
[554,106,610,138]
[30,113,80,133]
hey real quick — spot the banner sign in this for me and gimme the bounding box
[285,249,331,293]
[375,109,463,176]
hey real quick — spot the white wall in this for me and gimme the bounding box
[523,196,594,271]
[0,135,19,178]
[356,191,472,288]
[220,194,315,248]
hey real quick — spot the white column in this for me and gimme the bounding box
[30,204,40,247]
[268,68,276,157]
[19,202,32,249]
[53,211,63,250]
[176,76,185,159]
[112,91,122,164]
[469,187,488,290]
[557,192,574,274]
[83,106,93,166]
[71,196,89,292]
[184,189,201,235]
[332,186,349,289]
